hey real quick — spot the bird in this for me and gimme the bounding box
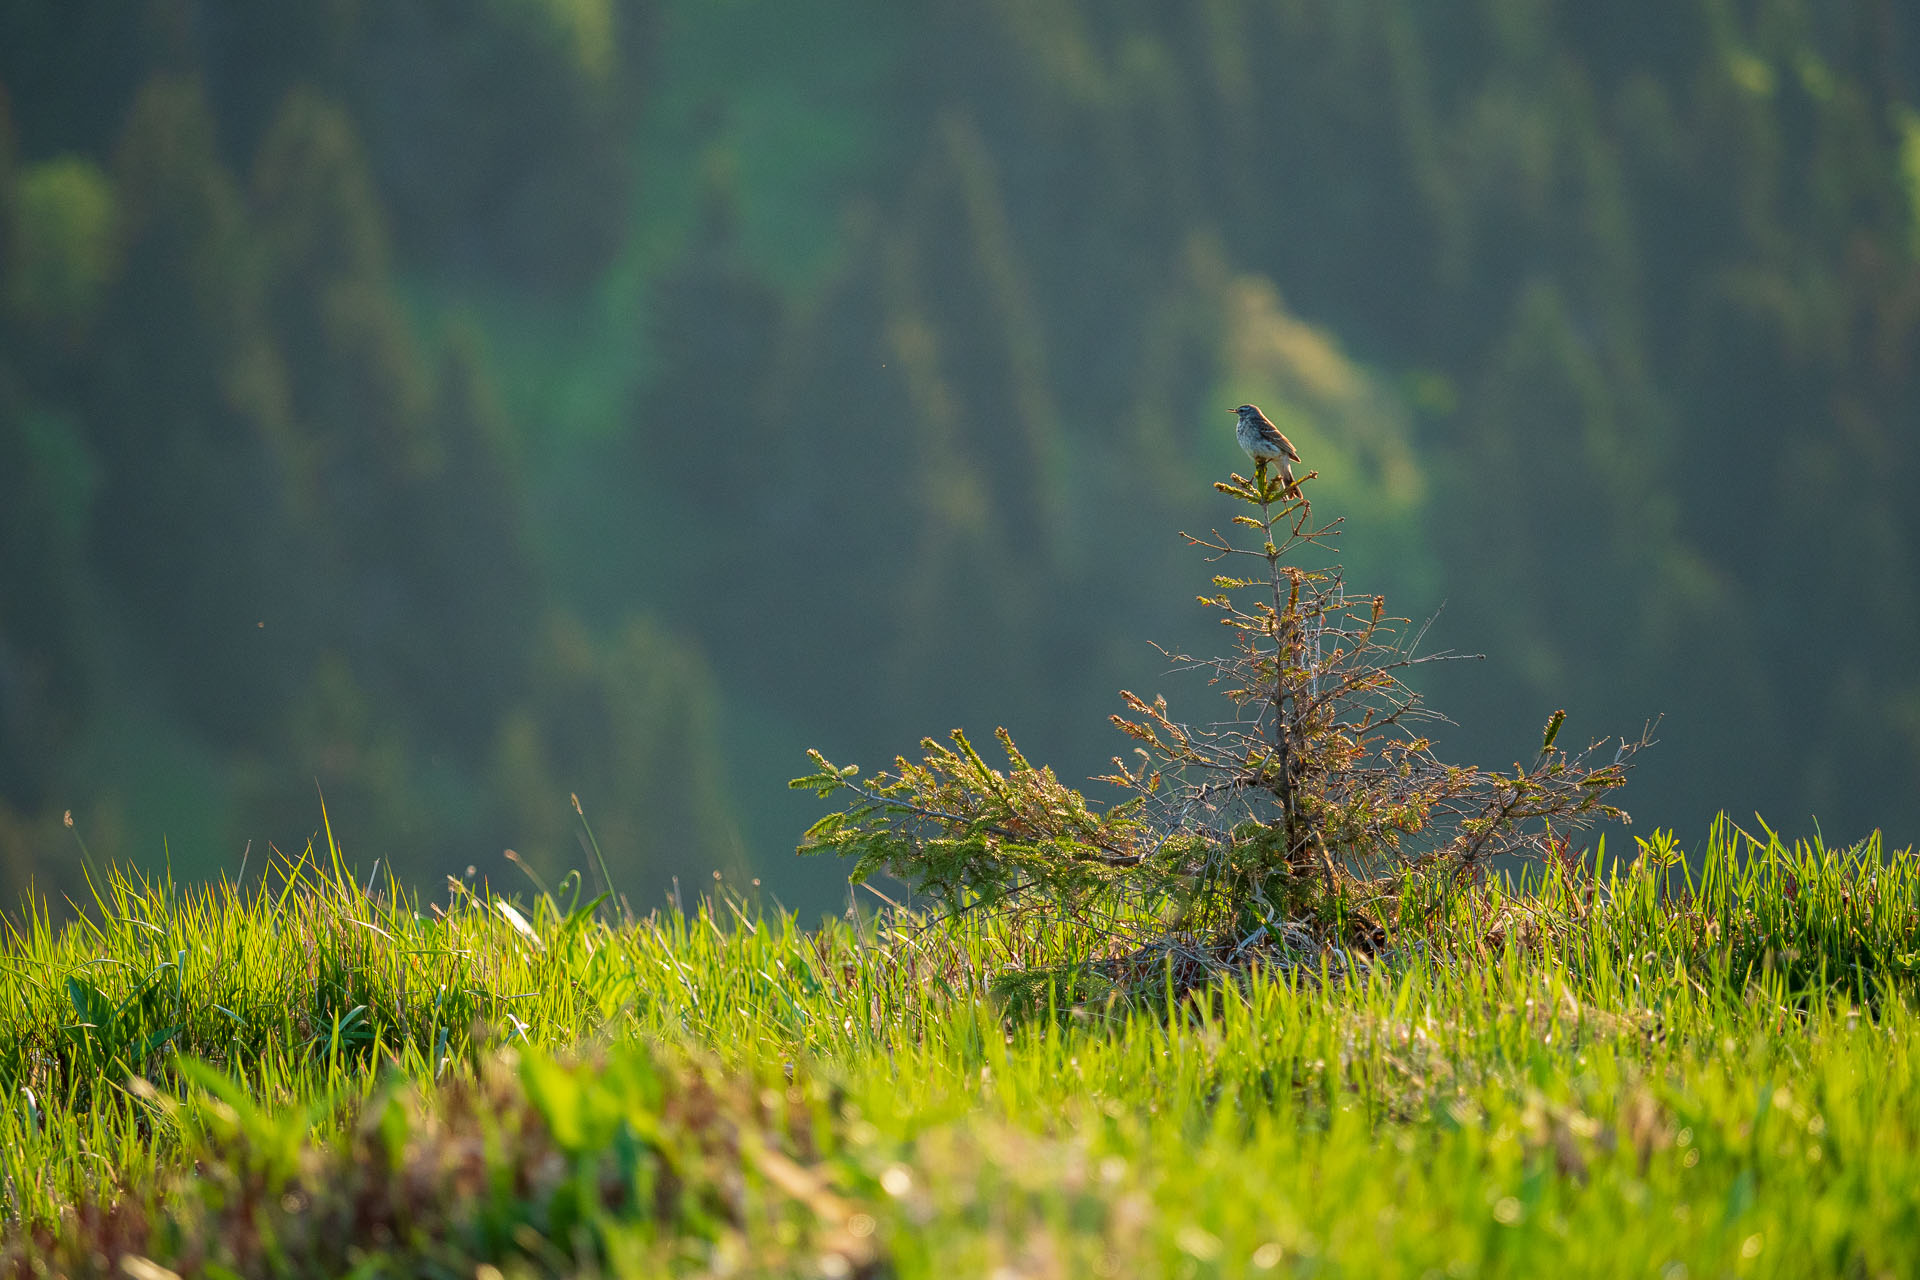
[1231,404,1302,499]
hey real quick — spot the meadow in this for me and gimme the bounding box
[7,11,1918,1275]
[4,818,1918,1278]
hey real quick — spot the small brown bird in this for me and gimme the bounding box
[1232,404,1302,498]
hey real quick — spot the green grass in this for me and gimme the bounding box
[5,818,1920,1277]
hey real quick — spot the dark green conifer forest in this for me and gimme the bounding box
[1,0,1916,910]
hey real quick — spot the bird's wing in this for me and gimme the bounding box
[1256,413,1300,460]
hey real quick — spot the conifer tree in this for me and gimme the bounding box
[796,465,1649,979]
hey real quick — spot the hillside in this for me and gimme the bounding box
[3,2,1919,908]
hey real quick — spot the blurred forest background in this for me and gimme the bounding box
[2,0,1918,915]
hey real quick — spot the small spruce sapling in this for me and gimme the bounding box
[793,462,1651,973]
